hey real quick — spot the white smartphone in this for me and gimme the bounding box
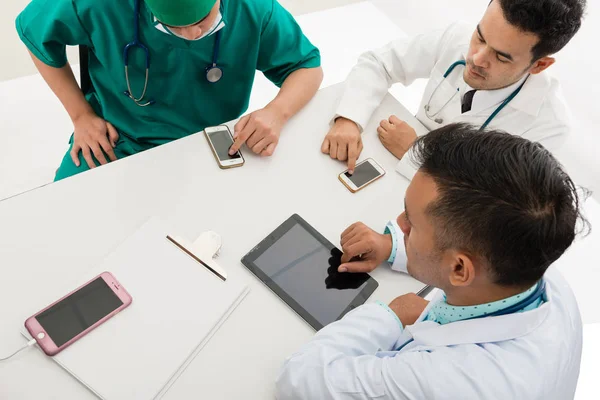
[204,125,245,169]
[338,158,386,193]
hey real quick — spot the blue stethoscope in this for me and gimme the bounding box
[424,60,528,130]
[123,0,224,107]
[396,279,546,352]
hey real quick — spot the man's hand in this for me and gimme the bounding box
[321,117,363,174]
[338,222,393,273]
[388,293,430,327]
[377,115,417,160]
[71,111,119,169]
[230,105,286,157]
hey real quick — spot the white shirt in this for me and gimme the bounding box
[275,267,582,400]
[334,22,571,181]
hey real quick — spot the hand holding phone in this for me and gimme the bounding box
[204,125,245,169]
[24,272,132,356]
[338,158,385,193]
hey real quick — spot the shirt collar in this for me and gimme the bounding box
[426,282,540,325]
[461,73,528,115]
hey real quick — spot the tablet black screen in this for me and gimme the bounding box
[243,215,378,329]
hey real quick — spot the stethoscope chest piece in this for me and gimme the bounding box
[206,64,223,83]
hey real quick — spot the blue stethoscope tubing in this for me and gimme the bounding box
[123,0,224,106]
[123,0,153,106]
[424,60,528,130]
[396,279,547,352]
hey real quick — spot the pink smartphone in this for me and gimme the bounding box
[24,271,132,356]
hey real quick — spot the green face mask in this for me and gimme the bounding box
[144,0,217,27]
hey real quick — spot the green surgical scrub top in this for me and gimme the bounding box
[16,0,321,146]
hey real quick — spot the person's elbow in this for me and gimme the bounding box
[313,66,324,86]
[275,358,325,400]
[297,65,324,90]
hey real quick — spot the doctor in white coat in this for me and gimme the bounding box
[277,124,587,400]
[321,0,586,177]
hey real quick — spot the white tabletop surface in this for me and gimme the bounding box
[0,5,420,399]
[0,78,428,399]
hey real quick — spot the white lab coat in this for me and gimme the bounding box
[335,22,571,181]
[275,267,582,400]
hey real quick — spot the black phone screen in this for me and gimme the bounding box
[35,277,123,347]
[208,128,242,161]
[344,161,381,187]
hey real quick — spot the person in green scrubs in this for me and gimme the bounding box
[16,0,323,180]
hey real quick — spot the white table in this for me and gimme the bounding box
[0,82,428,399]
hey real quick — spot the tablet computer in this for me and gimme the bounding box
[241,214,379,330]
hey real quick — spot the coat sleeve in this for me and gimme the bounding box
[394,149,420,182]
[276,303,404,399]
[15,0,92,68]
[334,24,460,132]
[387,219,409,274]
[275,303,501,400]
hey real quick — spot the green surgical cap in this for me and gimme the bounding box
[145,0,217,27]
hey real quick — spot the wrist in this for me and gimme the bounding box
[404,132,417,149]
[69,104,96,124]
[376,301,404,330]
[380,233,393,263]
[266,99,292,123]
[334,117,360,132]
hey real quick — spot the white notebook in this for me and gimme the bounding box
[22,218,250,399]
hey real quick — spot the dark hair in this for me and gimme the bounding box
[495,0,586,60]
[411,123,589,287]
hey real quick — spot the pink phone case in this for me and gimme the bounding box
[24,271,132,356]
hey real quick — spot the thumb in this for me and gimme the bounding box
[338,259,376,273]
[321,137,330,154]
[389,115,404,125]
[106,122,119,147]
[340,252,353,264]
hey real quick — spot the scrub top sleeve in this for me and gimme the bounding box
[15,0,92,68]
[256,0,321,88]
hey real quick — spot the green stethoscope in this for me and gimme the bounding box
[424,60,528,130]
